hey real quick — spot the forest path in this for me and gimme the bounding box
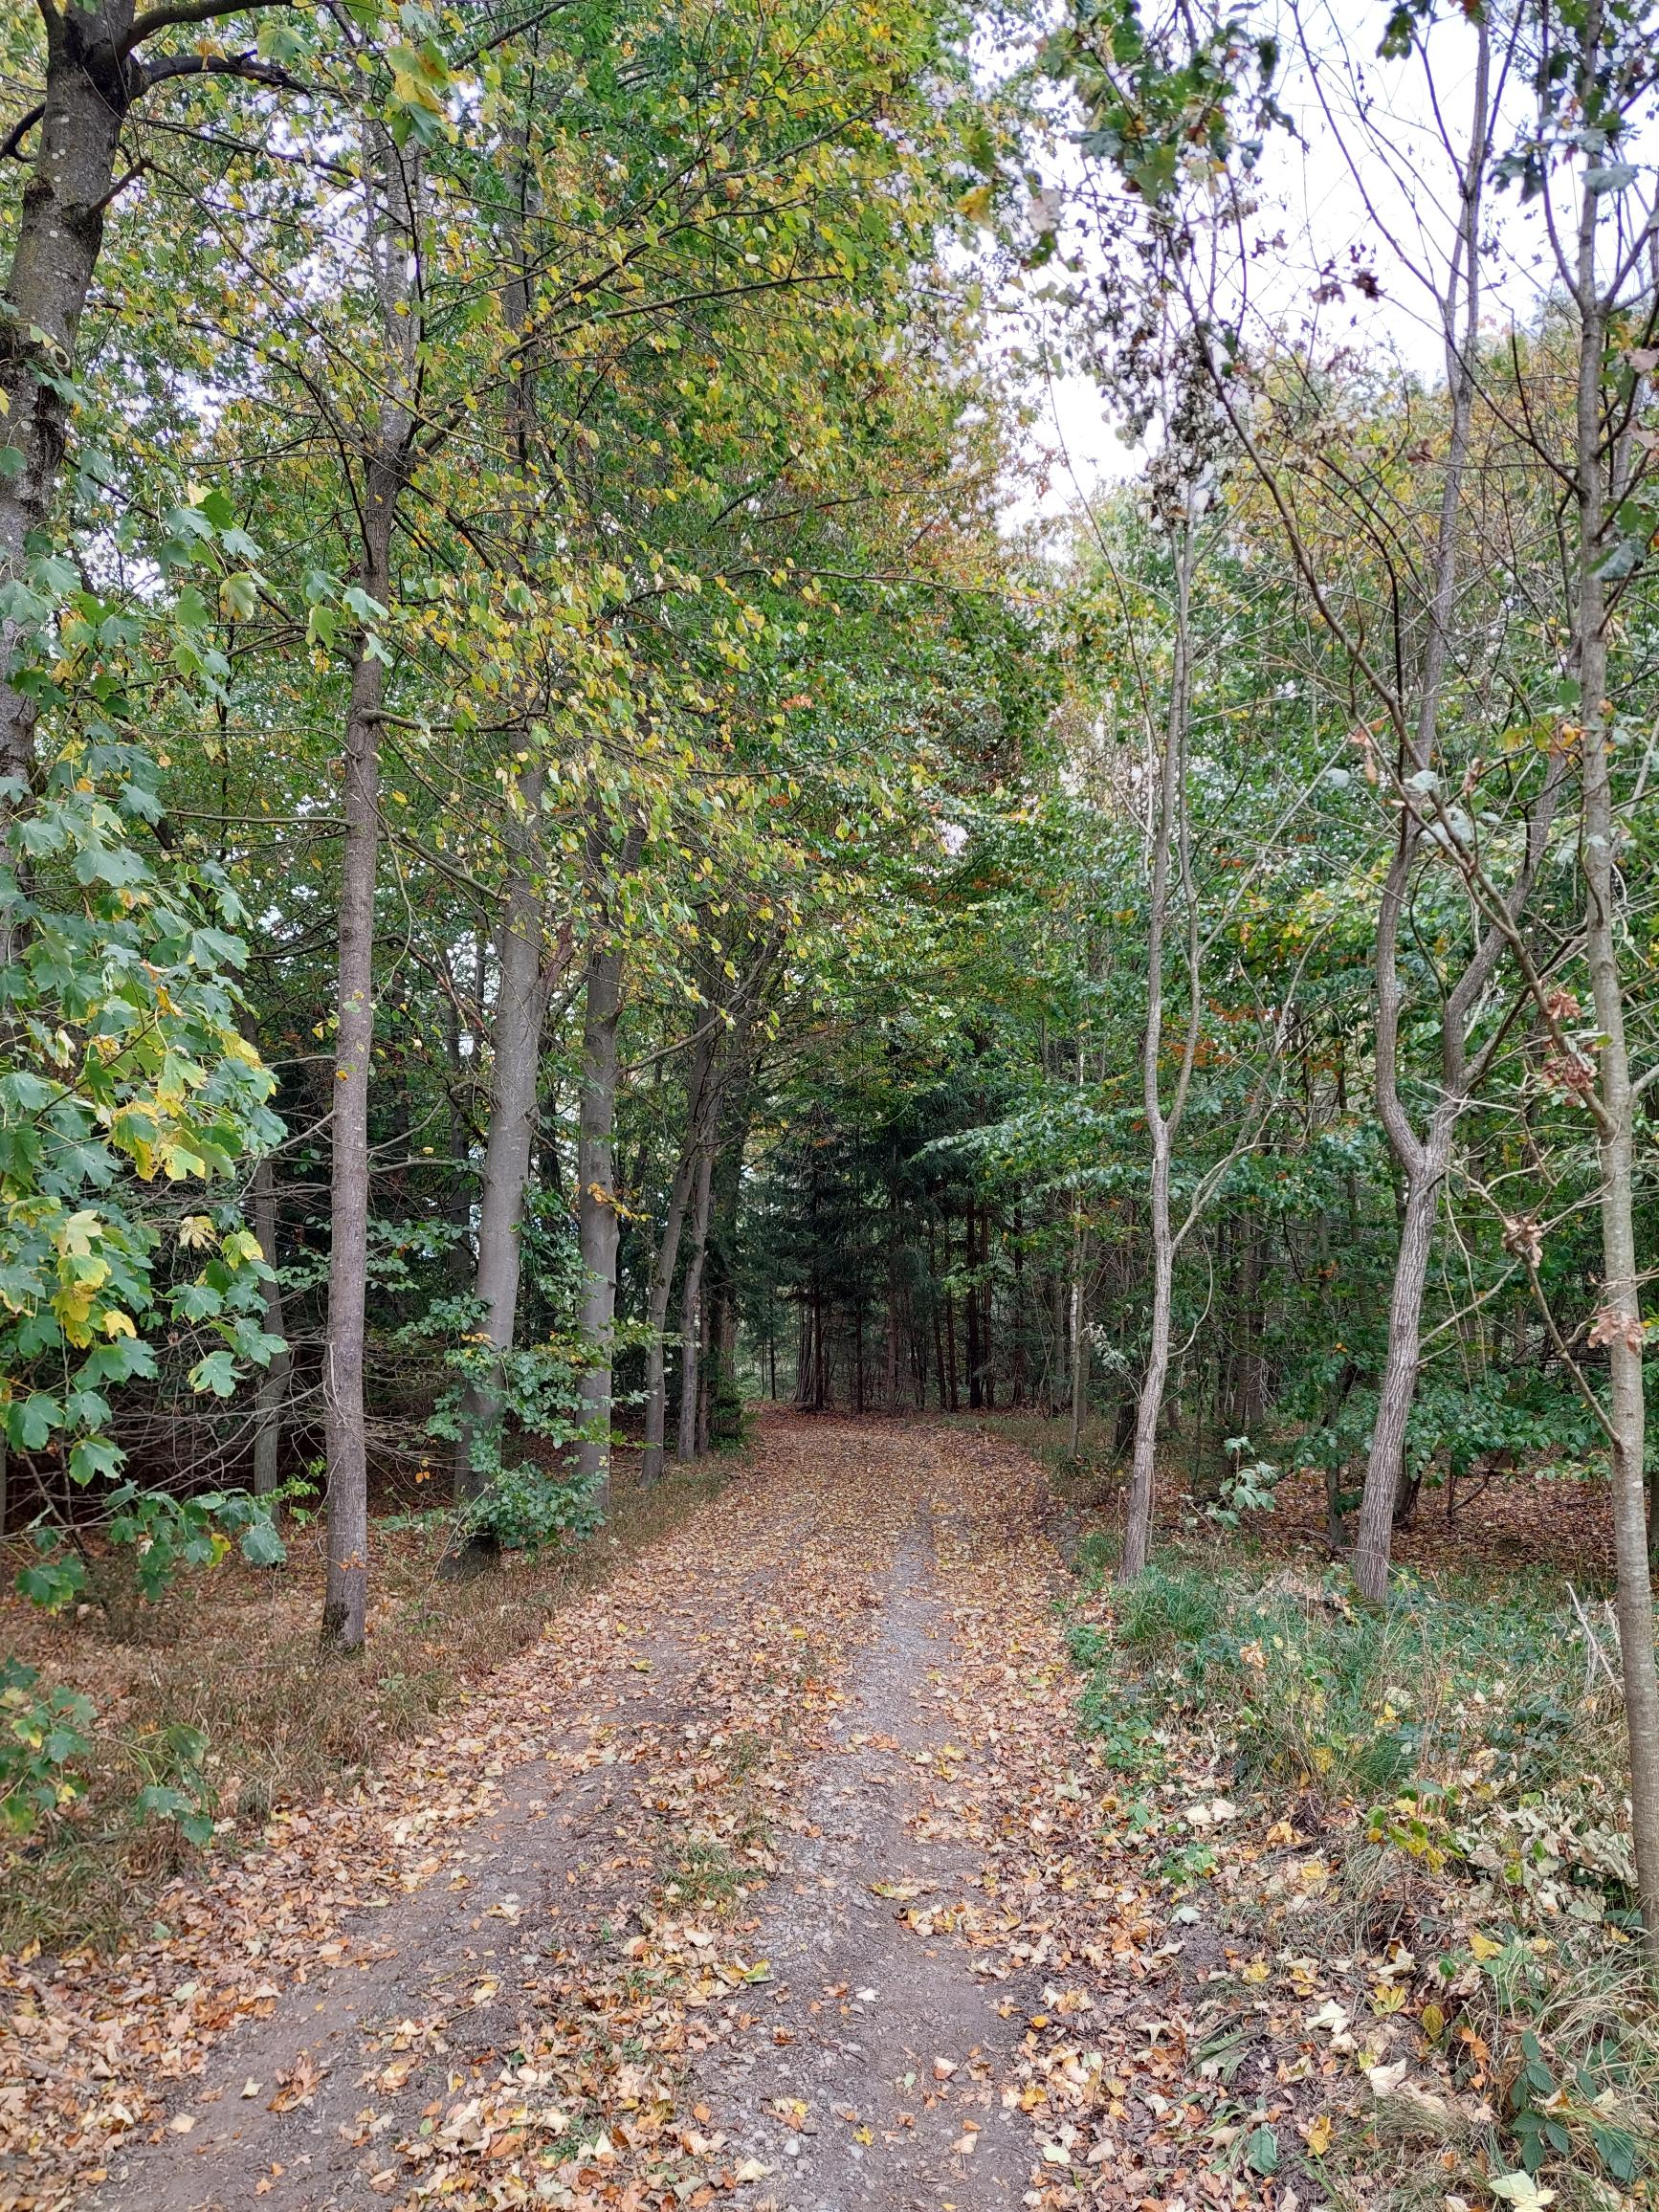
[30,1418,1196,2212]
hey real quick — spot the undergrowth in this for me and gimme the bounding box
[1066,1533,1654,2212]
[0,1454,729,1955]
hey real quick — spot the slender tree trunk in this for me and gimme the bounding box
[321,587,387,1650]
[676,1146,715,1460]
[451,774,555,1556]
[1068,1266,1086,1460]
[964,1199,982,1410]
[1350,30,1490,1602]
[1571,146,1659,1958]
[575,935,628,1517]
[796,1294,812,1406]
[885,1183,900,1410]
[1120,521,1198,1582]
[321,126,421,1656]
[1121,1140,1174,1578]
[1353,1163,1441,1595]
[641,1041,718,1482]
[1011,1220,1026,1408]
[251,1156,291,1502]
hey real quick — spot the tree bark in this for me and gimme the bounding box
[250,1155,291,1502]
[574,928,629,1518]
[1353,1168,1439,1595]
[1569,103,1659,1958]
[641,1037,718,1483]
[675,1144,715,1461]
[0,3,135,802]
[1120,520,1197,1582]
[1068,1246,1086,1460]
[321,123,421,1655]
[450,773,559,1556]
[1348,26,1496,1602]
[1,3,309,867]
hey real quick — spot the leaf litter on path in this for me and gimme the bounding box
[2,1417,1308,2212]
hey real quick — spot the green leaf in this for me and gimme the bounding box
[188,1348,239,1399]
[1245,2126,1279,2176]
[238,1518,287,1568]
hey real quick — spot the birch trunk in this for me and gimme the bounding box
[321,125,421,1654]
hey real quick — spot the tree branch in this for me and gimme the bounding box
[140,50,317,99]
[124,0,293,55]
[0,104,45,163]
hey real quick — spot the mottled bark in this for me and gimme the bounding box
[322,124,421,1655]
[250,1155,291,1502]
[451,774,560,1554]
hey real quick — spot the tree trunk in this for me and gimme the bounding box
[321,125,421,1656]
[451,773,554,1559]
[676,1145,715,1460]
[641,1042,717,1483]
[1348,29,1491,1600]
[1119,520,1197,1582]
[1571,151,1659,1958]
[1068,1263,1086,1460]
[575,934,627,1517]
[1120,1139,1173,1578]
[1354,1164,1440,1599]
[0,3,134,807]
[1011,1221,1026,1409]
[964,1200,982,1410]
[321,590,386,1651]
[251,1156,291,1503]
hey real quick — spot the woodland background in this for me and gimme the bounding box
[1,0,1658,2020]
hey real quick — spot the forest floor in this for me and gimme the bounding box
[0,1414,1648,2212]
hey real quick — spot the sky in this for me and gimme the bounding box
[1000,0,1566,524]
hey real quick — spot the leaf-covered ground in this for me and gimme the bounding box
[4,1416,1637,2212]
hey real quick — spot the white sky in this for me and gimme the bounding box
[999,0,1567,523]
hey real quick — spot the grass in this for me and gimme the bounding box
[1055,1494,1656,2208]
[0,1451,730,1956]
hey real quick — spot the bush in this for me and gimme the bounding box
[0,1660,95,1833]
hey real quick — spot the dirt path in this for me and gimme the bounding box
[7,1418,1214,2212]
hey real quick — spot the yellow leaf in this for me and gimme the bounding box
[1470,1931,1503,1961]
